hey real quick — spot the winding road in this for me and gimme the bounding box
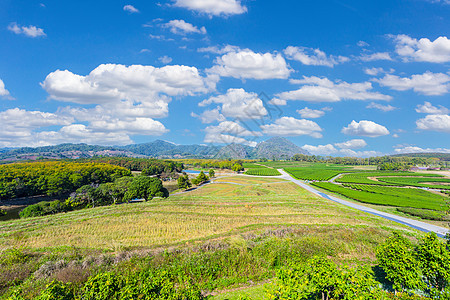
[276,169,450,238]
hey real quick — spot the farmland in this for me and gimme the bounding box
[0,175,411,299]
[244,168,281,176]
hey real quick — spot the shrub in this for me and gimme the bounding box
[36,280,74,300]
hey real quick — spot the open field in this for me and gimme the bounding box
[0,176,411,251]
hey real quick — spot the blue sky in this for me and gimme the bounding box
[0,0,449,156]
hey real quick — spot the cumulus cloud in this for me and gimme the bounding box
[7,22,46,38]
[163,19,206,35]
[199,88,268,119]
[123,5,139,13]
[260,117,323,138]
[42,64,217,105]
[277,76,392,102]
[283,46,349,67]
[198,44,240,54]
[341,120,390,137]
[297,107,326,119]
[415,101,449,114]
[301,143,379,157]
[374,71,450,96]
[334,139,367,149]
[393,34,450,63]
[363,67,394,76]
[208,49,292,80]
[359,52,392,62]
[0,79,13,99]
[416,114,450,132]
[366,102,397,112]
[159,56,173,64]
[394,145,450,154]
[173,0,247,16]
[191,107,225,123]
[203,121,259,146]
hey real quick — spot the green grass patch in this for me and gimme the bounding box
[244,168,281,176]
[311,182,448,211]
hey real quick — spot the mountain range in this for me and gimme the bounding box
[0,137,309,162]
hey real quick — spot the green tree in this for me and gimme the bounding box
[209,169,215,178]
[192,171,209,186]
[124,176,169,201]
[232,163,244,173]
[416,232,450,296]
[376,232,425,294]
[177,175,192,190]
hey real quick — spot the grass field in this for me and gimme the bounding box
[311,182,448,211]
[284,167,348,181]
[0,176,409,251]
[244,168,281,176]
[0,173,430,298]
[377,176,450,190]
[336,171,443,185]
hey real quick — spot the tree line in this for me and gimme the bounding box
[0,161,131,200]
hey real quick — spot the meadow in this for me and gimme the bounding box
[0,175,413,298]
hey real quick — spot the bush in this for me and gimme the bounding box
[19,200,70,218]
[83,272,121,300]
[36,280,74,300]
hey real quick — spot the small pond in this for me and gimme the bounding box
[182,170,201,174]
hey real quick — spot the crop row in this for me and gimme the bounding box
[311,182,448,211]
[284,168,346,181]
[377,177,450,190]
[244,168,281,176]
[336,172,442,185]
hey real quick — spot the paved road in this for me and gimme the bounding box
[277,169,450,238]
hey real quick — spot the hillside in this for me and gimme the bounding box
[254,137,310,159]
[391,152,450,161]
[0,138,311,161]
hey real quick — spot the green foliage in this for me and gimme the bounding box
[0,161,131,200]
[0,248,29,266]
[336,172,442,186]
[177,175,192,190]
[192,171,209,186]
[284,167,348,181]
[124,176,169,201]
[416,233,450,295]
[36,280,73,300]
[266,256,383,299]
[244,168,281,176]
[83,272,121,300]
[209,169,215,178]
[0,208,6,216]
[378,163,410,171]
[80,157,184,173]
[232,164,244,173]
[377,177,450,190]
[376,233,425,293]
[19,200,69,218]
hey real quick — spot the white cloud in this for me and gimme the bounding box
[199,88,268,119]
[0,79,13,99]
[208,49,292,80]
[374,71,450,96]
[284,46,349,67]
[173,0,247,17]
[297,107,326,119]
[198,45,240,54]
[42,64,217,105]
[163,19,206,35]
[359,52,392,62]
[393,34,450,63]
[8,22,46,38]
[260,117,323,138]
[334,139,367,149]
[301,143,379,157]
[159,56,173,64]
[363,67,394,76]
[341,120,390,137]
[416,114,450,133]
[366,102,397,112]
[191,107,225,123]
[123,5,139,13]
[394,146,450,154]
[302,144,338,155]
[278,76,392,102]
[203,121,259,146]
[415,101,449,114]
[357,41,369,47]
[268,98,287,106]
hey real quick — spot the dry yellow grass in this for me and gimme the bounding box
[0,176,412,251]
